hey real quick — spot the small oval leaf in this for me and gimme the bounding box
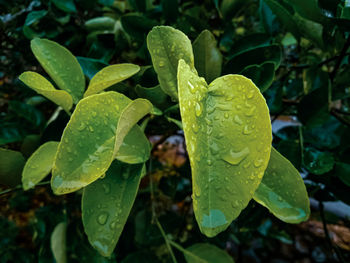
[50,222,67,263]
[51,92,131,194]
[22,141,59,190]
[147,26,195,100]
[30,38,85,103]
[82,161,144,257]
[254,147,310,223]
[113,98,153,158]
[178,60,272,237]
[193,30,223,83]
[116,125,151,164]
[184,243,235,263]
[0,148,25,187]
[84,64,140,97]
[19,71,73,112]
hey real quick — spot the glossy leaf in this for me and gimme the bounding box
[82,161,144,257]
[84,64,140,97]
[241,62,275,93]
[184,243,234,263]
[51,92,131,194]
[230,33,271,57]
[224,45,282,74]
[30,38,85,103]
[77,56,108,80]
[22,141,59,190]
[253,148,310,223]
[19,71,73,113]
[178,60,272,237]
[135,84,168,108]
[52,0,76,13]
[50,222,67,263]
[113,98,153,158]
[0,148,25,187]
[193,30,223,83]
[116,125,151,164]
[303,147,334,175]
[147,26,195,99]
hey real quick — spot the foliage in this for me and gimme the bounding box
[1,0,350,262]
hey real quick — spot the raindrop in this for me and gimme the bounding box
[97,212,109,225]
[254,159,263,168]
[222,147,250,165]
[195,102,202,116]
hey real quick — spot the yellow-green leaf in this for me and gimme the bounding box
[22,141,59,190]
[253,147,310,223]
[193,30,222,83]
[116,125,151,164]
[19,71,73,113]
[82,161,144,257]
[30,38,85,103]
[113,98,153,158]
[84,64,140,97]
[147,26,194,100]
[51,92,131,195]
[178,59,272,237]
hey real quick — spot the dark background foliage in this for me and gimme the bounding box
[1,0,350,262]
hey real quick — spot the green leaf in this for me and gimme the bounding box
[287,0,326,24]
[85,17,116,32]
[334,162,350,187]
[51,0,77,13]
[253,148,310,223]
[19,71,73,113]
[229,33,271,57]
[50,222,67,263]
[135,84,168,108]
[8,101,45,128]
[77,57,108,80]
[51,92,131,194]
[178,60,272,237]
[147,26,195,100]
[84,64,140,97]
[113,98,153,158]
[24,10,48,26]
[51,93,151,194]
[121,14,158,41]
[116,125,151,164]
[303,147,334,175]
[0,148,25,187]
[22,141,59,190]
[82,161,144,257]
[183,243,234,263]
[224,45,282,74]
[240,62,275,93]
[30,38,85,103]
[193,30,223,83]
[263,0,300,39]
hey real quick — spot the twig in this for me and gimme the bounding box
[319,201,344,263]
[148,158,178,263]
[330,37,350,81]
[0,181,50,197]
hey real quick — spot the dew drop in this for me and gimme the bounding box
[254,159,263,168]
[97,212,108,225]
[195,102,202,116]
[222,147,250,165]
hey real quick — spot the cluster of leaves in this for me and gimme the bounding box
[1,0,350,262]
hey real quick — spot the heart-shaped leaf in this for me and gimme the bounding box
[147,26,194,100]
[253,147,310,223]
[19,71,73,113]
[82,161,144,257]
[22,141,59,190]
[84,64,140,97]
[31,38,85,103]
[178,59,272,237]
[193,30,223,83]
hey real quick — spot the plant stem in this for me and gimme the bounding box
[0,181,50,197]
[148,158,178,263]
[319,201,344,263]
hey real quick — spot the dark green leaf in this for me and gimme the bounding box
[303,147,334,175]
[240,62,275,92]
[0,148,25,187]
[183,243,235,263]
